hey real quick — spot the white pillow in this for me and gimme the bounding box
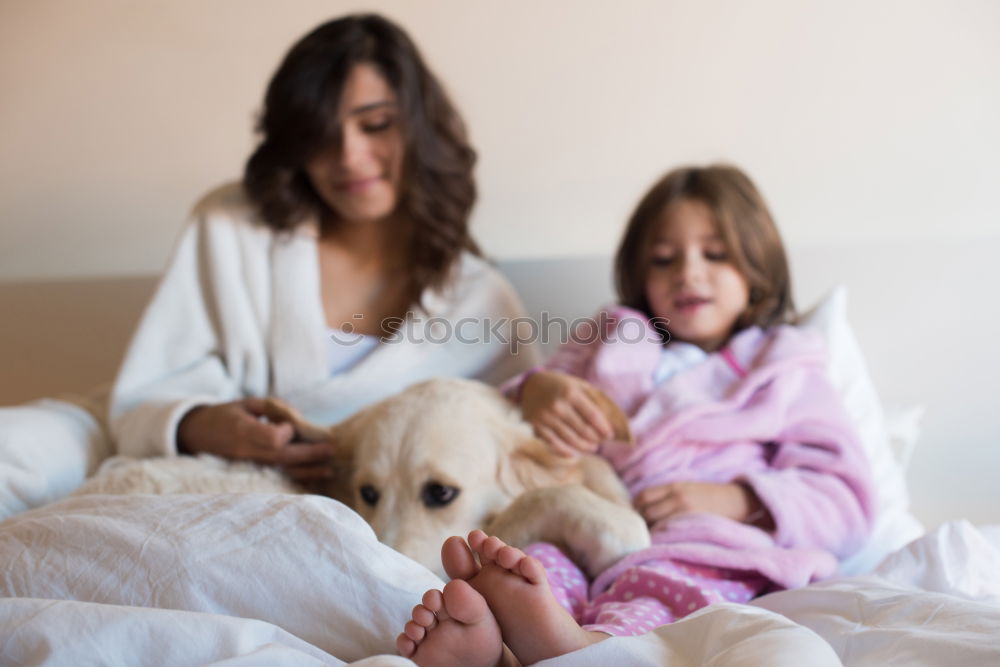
[883,403,923,473]
[797,286,924,574]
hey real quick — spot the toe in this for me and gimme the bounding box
[442,535,480,580]
[468,529,488,549]
[516,553,549,585]
[441,578,491,626]
[412,604,437,628]
[496,544,526,571]
[480,536,507,564]
[396,633,416,657]
[422,588,444,613]
[404,620,426,642]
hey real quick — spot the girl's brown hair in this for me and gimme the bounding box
[243,14,479,308]
[614,164,795,336]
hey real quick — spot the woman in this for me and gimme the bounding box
[0,14,536,515]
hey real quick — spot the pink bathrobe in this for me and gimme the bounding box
[507,306,874,634]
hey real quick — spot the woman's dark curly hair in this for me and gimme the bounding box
[614,164,796,340]
[244,14,479,307]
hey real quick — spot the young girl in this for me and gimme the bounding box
[397,164,875,667]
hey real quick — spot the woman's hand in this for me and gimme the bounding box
[634,481,773,528]
[176,398,336,481]
[520,371,616,457]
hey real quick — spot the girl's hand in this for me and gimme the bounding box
[520,371,616,457]
[176,398,336,480]
[634,481,773,528]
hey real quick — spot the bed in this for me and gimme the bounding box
[1,495,997,665]
[1,254,998,665]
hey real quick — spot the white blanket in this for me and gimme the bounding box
[0,493,996,666]
[751,520,1000,666]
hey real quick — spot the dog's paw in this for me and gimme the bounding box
[568,507,651,576]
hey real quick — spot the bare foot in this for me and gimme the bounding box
[396,578,513,667]
[445,530,608,666]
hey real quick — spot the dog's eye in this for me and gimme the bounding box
[421,482,460,508]
[359,485,380,506]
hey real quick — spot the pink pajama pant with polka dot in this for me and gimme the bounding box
[524,543,767,636]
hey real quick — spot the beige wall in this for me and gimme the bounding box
[2,0,999,280]
[2,1,1000,527]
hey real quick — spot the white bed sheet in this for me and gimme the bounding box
[0,493,995,666]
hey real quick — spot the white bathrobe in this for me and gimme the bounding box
[108,183,539,458]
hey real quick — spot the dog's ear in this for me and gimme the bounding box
[497,431,586,497]
[582,385,633,445]
[258,397,333,443]
[260,397,355,497]
[313,415,362,504]
[294,410,360,503]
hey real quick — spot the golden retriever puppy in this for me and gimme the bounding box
[324,378,650,578]
[75,378,650,578]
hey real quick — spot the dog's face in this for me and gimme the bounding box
[329,378,580,576]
